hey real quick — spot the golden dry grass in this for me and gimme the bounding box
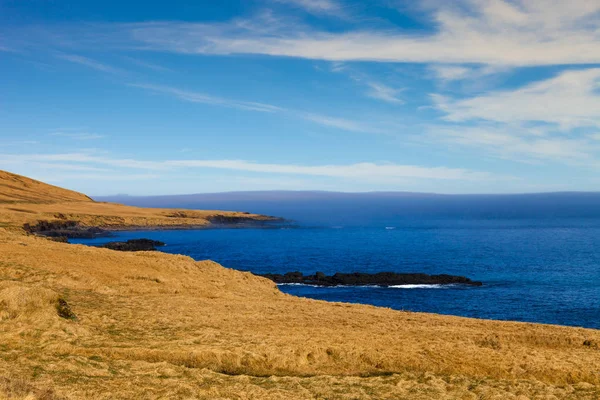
[0,170,274,232]
[0,200,272,231]
[1,230,599,399]
[0,171,91,204]
[0,170,599,399]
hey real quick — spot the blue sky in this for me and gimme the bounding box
[2,0,600,195]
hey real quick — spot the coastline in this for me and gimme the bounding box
[102,219,288,232]
[1,170,599,399]
[1,225,599,399]
[21,217,288,240]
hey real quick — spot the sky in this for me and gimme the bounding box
[2,0,600,196]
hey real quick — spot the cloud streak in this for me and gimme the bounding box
[427,125,598,165]
[50,132,105,140]
[166,159,495,180]
[328,63,405,104]
[121,56,172,72]
[433,68,600,129]
[131,82,383,133]
[57,54,122,74]
[0,152,503,182]
[131,83,283,113]
[425,67,600,165]
[8,0,600,67]
[74,1,600,66]
[429,65,473,82]
[274,0,344,15]
[365,81,404,104]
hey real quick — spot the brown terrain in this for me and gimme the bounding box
[0,170,598,399]
[0,170,275,231]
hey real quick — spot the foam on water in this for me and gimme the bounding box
[276,283,382,288]
[276,283,321,287]
[388,284,448,289]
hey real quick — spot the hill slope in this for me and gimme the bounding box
[0,170,92,203]
[0,170,275,231]
[1,228,599,399]
[0,172,598,399]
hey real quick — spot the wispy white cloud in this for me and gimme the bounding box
[42,173,161,183]
[329,62,346,72]
[29,162,111,172]
[130,83,283,113]
[300,113,379,132]
[0,140,40,146]
[427,125,598,164]
[57,0,600,66]
[364,81,404,104]
[50,132,105,140]
[167,159,496,181]
[0,152,504,182]
[56,54,122,74]
[122,56,171,72]
[429,65,509,84]
[588,133,600,141]
[428,64,513,95]
[5,0,600,68]
[273,0,344,16]
[131,82,383,132]
[429,65,472,81]
[432,68,600,129]
[425,67,600,165]
[328,63,405,104]
[6,0,599,66]
[0,153,170,171]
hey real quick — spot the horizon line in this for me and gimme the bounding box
[92,190,600,199]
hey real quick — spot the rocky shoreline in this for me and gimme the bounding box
[100,238,166,252]
[259,271,483,287]
[23,220,112,240]
[23,215,289,241]
[23,220,481,287]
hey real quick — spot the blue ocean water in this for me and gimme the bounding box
[72,217,600,329]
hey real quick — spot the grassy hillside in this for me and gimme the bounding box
[0,171,92,204]
[0,171,598,399]
[0,170,274,232]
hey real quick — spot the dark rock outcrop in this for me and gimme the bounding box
[207,215,285,226]
[56,298,77,320]
[23,220,110,239]
[46,236,69,243]
[100,239,165,252]
[259,271,482,287]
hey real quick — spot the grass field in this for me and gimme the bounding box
[0,171,275,232]
[0,170,599,399]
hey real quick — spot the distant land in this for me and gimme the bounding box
[96,191,600,225]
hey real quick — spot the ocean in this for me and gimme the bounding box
[73,205,600,329]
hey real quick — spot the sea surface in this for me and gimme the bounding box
[72,216,600,329]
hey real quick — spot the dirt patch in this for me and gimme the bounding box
[56,298,77,321]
